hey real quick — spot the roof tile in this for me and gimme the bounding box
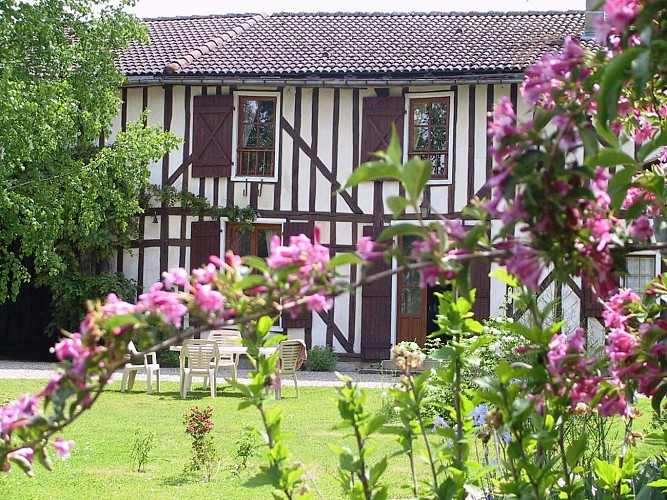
[118,11,592,78]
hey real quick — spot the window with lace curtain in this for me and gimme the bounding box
[233,92,280,180]
[226,223,281,257]
[623,255,657,297]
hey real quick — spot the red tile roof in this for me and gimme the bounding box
[119,11,590,79]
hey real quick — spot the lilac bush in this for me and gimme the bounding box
[2,1,667,498]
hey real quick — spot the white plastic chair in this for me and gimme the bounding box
[207,330,241,383]
[276,340,305,399]
[179,339,219,399]
[121,341,161,394]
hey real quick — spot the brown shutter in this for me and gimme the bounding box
[470,261,490,320]
[361,226,392,360]
[361,97,405,164]
[192,95,234,177]
[190,220,221,271]
[583,276,605,317]
[282,221,315,328]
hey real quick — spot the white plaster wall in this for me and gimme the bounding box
[316,89,335,213]
[298,89,313,212]
[336,89,355,215]
[473,85,489,196]
[454,85,471,212]
[279,88,296,212]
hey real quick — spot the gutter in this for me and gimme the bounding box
[122,73,525,88]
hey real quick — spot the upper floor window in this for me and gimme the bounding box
[233,92,280,181]
[405,93,454,183]
[623,255,656,297]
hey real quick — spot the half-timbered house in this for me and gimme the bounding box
[110,10,657,360]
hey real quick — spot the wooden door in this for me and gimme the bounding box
[396,235,426,345]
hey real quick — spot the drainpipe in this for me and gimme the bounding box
[583,0,603,40]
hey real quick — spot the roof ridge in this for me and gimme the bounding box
[162,13,267,74]
[268,10,584,16]
[143,13,261,22]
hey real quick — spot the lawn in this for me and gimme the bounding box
[0,379,661,499]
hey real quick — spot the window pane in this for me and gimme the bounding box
[430,102,448,125]
[242,100,258,122]
[640,257,655,275]
[412,126,430,150]
[627,257,640,274]
[242,124,257,147]
[626,276,640,291]
[400,288,422,314]
[258,125,274,147]
[412,102,429,126]
[431,127,447,150]
[259,100,275,123]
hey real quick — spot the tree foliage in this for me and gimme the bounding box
[0,0,179,303]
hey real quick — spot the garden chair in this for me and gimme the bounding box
[179,339,220,399]
[207,330,241,384]
[275,339,307,400]
[121,341,161,394]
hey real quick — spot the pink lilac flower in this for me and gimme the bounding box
[101,294,136,316]
[51,437,75,459]
[502,242,544,291]
[595,0,641,43]
[487,96,518,143]
[304,293,333,314]
[607,327,640,365]
[522,37,586,107]
[162,267,190,288]
[1,394,39,443]
[137,283,188,329]
[356,236,384,260]
[628,215,653,241]
[4,447,34,472]
[634,117,656,146]
[192,263,218,285]
[51,334,84,362]
[193,284,224,315]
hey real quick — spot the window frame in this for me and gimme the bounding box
[231,91,281,183]
[225,222,282,258]
[403,91,455,185]
[623,252,660,297]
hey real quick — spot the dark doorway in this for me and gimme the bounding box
[0,277,57,361]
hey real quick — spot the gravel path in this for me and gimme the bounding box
[0,360,399,389]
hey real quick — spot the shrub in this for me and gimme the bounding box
[157,350,179,368]
[130,431,155,473]
[49,272,137,333]
[305,345,338,371]
[183,406,220,482]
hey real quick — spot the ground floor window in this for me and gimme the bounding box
[226,223,281,257]
[623,255,656,297]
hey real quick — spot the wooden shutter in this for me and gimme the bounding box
[583,276,605,317]
[470,261,491,320]
[192,95,234,177]
[361,97,405,164]
[190,220,220,271]
[282,221,315,328]
[361,226,392,360]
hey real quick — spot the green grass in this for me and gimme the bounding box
[0,380,662,499]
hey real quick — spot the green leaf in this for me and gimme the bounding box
[631,48,651,94]
[586,149,637,168]
[637,128,667,162]
[385,196,410,218]
[327,252,365,270]
[565,433,587,469]
[597,47,642,124]
[376,224,425,242]
[402,158,431,203]
[534,108,559,131]
[235,274,266,291]
[579,125,599,158]
[594,458,621,487]
[243,255,269,273]
[607,166,637,210]
[489,268,518,287]
[256,315,275,336]
[651,382,667,417]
